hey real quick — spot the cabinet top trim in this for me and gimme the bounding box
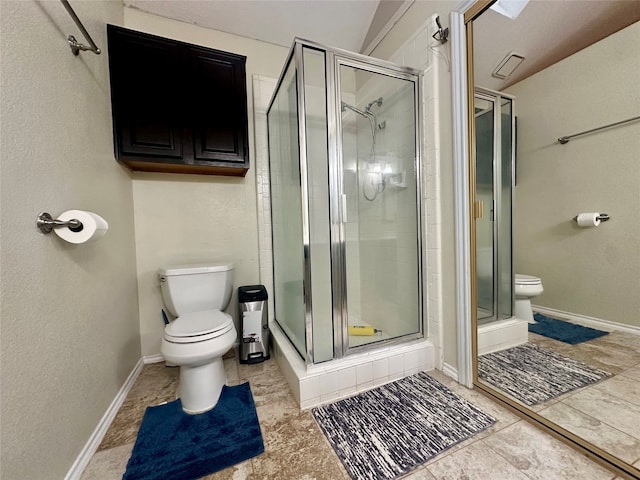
[106,24,246,63]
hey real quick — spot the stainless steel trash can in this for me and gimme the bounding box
[238,285,270,364]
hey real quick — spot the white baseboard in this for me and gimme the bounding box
[64,358,144,480]
[143,353,165,364]
[441,362,459,382]
[533,305,640,335]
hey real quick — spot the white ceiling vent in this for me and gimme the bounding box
[492,52,525,79]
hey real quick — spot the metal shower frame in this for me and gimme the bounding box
[474,86,515,323]
[267,37,425,364]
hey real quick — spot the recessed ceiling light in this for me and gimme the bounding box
[492,52,525,79]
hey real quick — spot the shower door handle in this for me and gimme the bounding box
[474,200,484,220]
[341,193,348,223]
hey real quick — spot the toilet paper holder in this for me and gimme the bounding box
[36,211,84,234]
[572,213,610,222]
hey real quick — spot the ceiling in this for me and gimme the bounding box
[123,0,640,90]
[124,0,381,52]
[474,1,640,90]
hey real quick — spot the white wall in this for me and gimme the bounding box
[124,9,289,356]
[0,1,140,478]
[507,22,640,327]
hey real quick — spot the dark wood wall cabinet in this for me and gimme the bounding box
[107,25,250,176]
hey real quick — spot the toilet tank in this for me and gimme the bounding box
[158,263,234,316]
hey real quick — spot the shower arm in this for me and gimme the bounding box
[341,101,377,140]
[341,101,372,119]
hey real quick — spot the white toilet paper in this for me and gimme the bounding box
[576,212,601,228]
[53,210,108,243]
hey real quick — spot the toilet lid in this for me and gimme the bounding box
[165,310,233,342]
[515,274,541,285]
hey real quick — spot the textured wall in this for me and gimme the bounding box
[507,22,640,326]
[0,1,140,478]
[124,9,289,357]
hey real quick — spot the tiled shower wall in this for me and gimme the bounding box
[253,15,444,368]
[389,16,445,367]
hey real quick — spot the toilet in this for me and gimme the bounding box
[159,262,237,414]
[514,274,544,324]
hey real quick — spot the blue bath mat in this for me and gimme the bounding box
[123,382,264,480]
[529,313,609,344]
[312,372,496,480]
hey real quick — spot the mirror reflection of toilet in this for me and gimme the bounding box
[514,274,544,324]
[159,263,236,414]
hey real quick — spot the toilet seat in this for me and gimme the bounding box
[515,274,541,286]
[164,310,234,344]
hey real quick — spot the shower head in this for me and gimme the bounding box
[365,97,383,114]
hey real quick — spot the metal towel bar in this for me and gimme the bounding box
[558,115,640,144]
[60,0,101,56]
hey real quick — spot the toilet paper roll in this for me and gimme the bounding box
[53,210,108,244]
[576,212,601,228]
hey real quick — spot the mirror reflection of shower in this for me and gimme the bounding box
[340,97,389,201]
[475,90,514,326]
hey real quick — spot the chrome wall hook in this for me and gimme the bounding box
[432,16,449,44]
[36,212,83,234]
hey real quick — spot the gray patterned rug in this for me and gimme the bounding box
[312,372,496,480]
[478,343,612,406]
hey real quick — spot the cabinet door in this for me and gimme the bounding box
[108,26,184,160]
[188,46,248,165]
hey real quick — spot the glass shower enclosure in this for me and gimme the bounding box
[475,88,514,323]
[267,39,423,364]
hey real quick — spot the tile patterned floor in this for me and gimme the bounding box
[82,349,621,480]
[480,331,640,467]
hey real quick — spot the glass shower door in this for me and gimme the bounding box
[268,61,306,358]
[498,98,514,319]
[475,91,514,323]
[336,60,422,350]
[475,95,496,322]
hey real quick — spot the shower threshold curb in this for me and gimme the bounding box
[270,322,436,409]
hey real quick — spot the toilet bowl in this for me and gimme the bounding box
[514,274,543,324]
[159,263,236,414]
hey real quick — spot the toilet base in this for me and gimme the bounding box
[515,298,536,324]
[178,357,226,414]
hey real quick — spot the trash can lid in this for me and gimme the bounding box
[239,285,268,302]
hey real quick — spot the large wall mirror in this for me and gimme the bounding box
[467,1,640,478]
